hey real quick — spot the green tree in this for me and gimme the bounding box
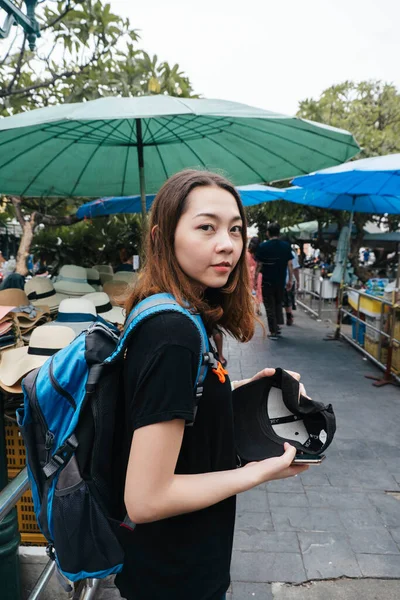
[297,80,400,238]
[0,0,196,273]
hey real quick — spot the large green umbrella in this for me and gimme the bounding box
[0,96,360,216]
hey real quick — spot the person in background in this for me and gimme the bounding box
[115,247,134,272]
[246,236,262,316]
[283,247,300,326]
[254,223,293,340]
[0,272,25,291]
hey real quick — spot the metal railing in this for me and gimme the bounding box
[0,468,100,599]
[297,269,338,321]
[339,286,400,385]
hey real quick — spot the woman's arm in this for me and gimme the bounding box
[124,419,306,524]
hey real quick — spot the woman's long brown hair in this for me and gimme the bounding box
[125,169,255,342]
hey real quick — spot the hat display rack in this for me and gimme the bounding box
[0,261,138,397]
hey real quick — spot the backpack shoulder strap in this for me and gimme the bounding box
[105,294,213,413]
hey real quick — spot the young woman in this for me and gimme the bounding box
[115,170,308,600]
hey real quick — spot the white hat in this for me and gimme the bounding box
[45,298,97,337]
[25,277,68,311]
[54,265,96,296]
[0,325,75,386]
[86,268,103,291]
[113,271,139,284]
[82,292,125,325]
[94,264,114,275]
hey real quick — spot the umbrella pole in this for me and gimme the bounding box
[332,204,354,340]
[135,119,147,220]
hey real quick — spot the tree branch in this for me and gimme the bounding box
[7,34,27,93]
[10,196,26,229]
[35,213,79,227]
[41,1,73,31]
[0,44,112,98]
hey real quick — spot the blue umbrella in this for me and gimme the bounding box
[278,186,400,214]
[76,194,156,219]
[292,153,400,196]
[76,184,282,218]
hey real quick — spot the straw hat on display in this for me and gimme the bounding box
[0,306,23,352]
[53,265,96,297]
[44,298,98,337]
[25,277,68,313]
[93,265,114,285]
[103,280,129,307]
[0,325,75,387]
[113,271,138,285]
[82,292,125,325]
[0,289,50,334]
[86,268,103,292]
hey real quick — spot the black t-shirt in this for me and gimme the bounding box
[255,239,293,287]
[114,312,237,600]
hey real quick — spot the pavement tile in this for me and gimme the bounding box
[231,582,273,599]
[264,478,304,493]
[347,527,400,555]
[267,492,309,508]
[338,507,386,530]
[270,507,344,532]
[305,488,373,509]
[356,554,400,577]
[237,489,269,513]
[231,550,307,583]
[299,470,331,487]
[233,530,299,553]
[390,528,400,546]
[367,492,400,528]
[235,511,274,532]
[298,532,362,579]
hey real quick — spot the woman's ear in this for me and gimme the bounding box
[151,225,158,241]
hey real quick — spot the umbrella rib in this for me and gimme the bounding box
[70,120,125,195]
[220,127,306,175]
[147,114,191,144]
[231,119,359,163]
[121,119,135,196]
[203,135,266,181]
[0,119,104,175]
[150,117,208,168]
[147,120,169,181]
[5,120,110,195]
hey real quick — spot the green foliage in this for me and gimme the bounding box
[32,214,142,267]
[248,80,400,244]
[297,81,400,159]
[0,0,196,117]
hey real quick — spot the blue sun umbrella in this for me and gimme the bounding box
[76,184,283,219]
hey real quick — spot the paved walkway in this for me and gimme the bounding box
[225,307,400,598]
[21,308,400,599]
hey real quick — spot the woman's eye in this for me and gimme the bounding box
[199,224,214,232]
[231,226,243,233]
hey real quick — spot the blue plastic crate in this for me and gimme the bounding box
[351,316,365,346]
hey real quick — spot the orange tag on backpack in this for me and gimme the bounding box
[212,361,228,384]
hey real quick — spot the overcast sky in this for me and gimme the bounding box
[110,0,400,115]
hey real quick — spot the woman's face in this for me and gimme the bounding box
[174,186,244,291]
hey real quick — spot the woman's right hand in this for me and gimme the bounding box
[243,442,309,485]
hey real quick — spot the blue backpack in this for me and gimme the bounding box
[17,294,215,582]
